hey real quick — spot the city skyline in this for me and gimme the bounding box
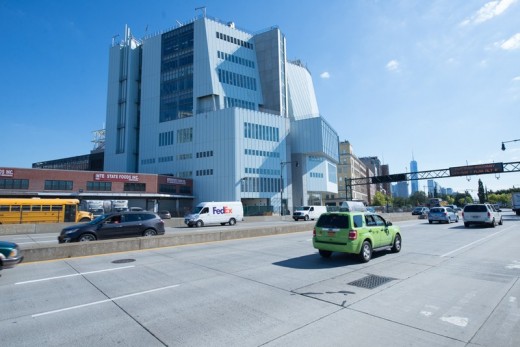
[1,1,519,193]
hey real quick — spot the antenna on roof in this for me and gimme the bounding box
[195,6,206,17]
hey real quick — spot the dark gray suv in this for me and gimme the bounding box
[58,211,165,243]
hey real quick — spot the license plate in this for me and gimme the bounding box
[327,231,336,236]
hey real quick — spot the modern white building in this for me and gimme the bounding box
[104,15,339,214]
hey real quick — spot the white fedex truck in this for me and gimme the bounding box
[184,201,244,227]
[292,206,327,221]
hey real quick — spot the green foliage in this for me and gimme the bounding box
[409,191,427,206]
[372,191,387,206]
[478,179,486,203]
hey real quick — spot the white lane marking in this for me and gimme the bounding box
[440,316,468,327]
[510,296,517,303]
[32,284,180,318]
[8,241,56,245]
[506,261,520,269]
[440,229,507,257]
[15,266,135,285]
[420,311,433,317]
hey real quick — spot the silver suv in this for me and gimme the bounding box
[462,204,503,228]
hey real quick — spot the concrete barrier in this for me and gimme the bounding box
[20,223,313,263]
[11,212,418,263]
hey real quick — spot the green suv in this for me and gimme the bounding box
[313,212,402,262]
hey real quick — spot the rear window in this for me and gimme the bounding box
[430,207,444,213]
[464,205,487,212]
[316,214,349,229]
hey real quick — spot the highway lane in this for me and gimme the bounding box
[0,218,316,247]
[1,214,519,346]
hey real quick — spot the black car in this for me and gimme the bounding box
[58,211,165,243]
[0,240,23,271]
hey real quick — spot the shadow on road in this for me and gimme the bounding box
[273,251,387,269]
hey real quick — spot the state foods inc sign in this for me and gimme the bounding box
[0,168,14,177]
[94,173,139,182]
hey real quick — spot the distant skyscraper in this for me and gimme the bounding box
[410,156,418,194]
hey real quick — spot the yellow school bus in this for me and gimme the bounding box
[0,198,93,224]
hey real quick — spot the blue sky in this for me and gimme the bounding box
[1,0,519,194]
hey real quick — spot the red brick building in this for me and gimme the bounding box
[0,167,193,217]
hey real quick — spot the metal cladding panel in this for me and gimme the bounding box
[139,35,162,167]
[286,62,320,120]
[194,18,262,112]
[290,117,339,163]
[105,44,141,173]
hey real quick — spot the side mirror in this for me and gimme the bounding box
[386,221,393,227]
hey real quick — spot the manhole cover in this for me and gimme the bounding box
[348,274,396,289]
[111,259,136,264]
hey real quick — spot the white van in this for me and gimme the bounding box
[293,205,327,221]
[184,201,244,227]
[339,200,367,212]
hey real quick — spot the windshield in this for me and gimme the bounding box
[316,214,349,229]
[191,206,203,214]
[88,214,110,224]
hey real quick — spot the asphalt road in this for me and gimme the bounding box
[1,213,519,346]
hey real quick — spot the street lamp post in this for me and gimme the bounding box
[501,139,520,151]
[280,160,298,216]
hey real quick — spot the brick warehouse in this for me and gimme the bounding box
[0,167,193,217]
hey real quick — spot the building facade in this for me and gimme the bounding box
[323,141,375,206]
[0,167,193,216]
[104,16,339,214]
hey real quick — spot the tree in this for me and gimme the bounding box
[478,179,486,203]
[372,191,387,206]
[409,191,427,206]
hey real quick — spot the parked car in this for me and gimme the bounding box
[158,210,171,219]
[428,207,459,224]
[58,211,165,243]
[0,240,23,271]
[412,207,429,215]
[462,203,503,228]
[312,212,401,263]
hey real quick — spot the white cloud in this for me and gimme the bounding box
[460,0,517,25]
[320,71,330,79]
[513,76,520,81]
[500,33,520,50]
[386,60,400,72]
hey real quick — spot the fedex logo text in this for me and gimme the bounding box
[213,206,233,214]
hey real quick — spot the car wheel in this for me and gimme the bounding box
[490,219,496,228]
[196,220,203,228]
[79,218,91,222]
[78,233,96,242]
[391,234,402,253]
[429,220,432,224]
[293,218,298,221]
[228,218,236,226]
[499,217,503,225]
[143,229,157,237]
[464,222,469,228]
[304,215,309,221]
[359,240,372,263]
[319,250,332,258]
[455,216,459,222]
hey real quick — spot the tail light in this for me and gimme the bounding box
[313,227,316,236]
[349,230,357,240]
[443,212,447,216]
[487,212,491,218]
[462,211,465,217]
